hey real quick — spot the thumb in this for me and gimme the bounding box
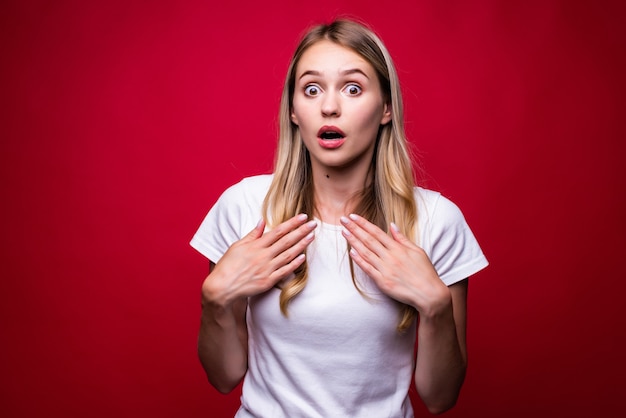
[243,218,266,241]
[390,222,415,247]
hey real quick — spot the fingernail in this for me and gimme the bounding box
[390,222,400,232]
[348,213,359,221]
[297,213,308,221]
[307,220,318,228]
[305,231,315,241]
[340,216,350,225]
[342,228,351,237]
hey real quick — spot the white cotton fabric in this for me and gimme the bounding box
[190,174,488,418]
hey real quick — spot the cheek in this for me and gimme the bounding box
[355,103,385,131]
[291,100,309,127]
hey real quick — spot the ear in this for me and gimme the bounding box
[291,110,299,125]
[380,102,392,125]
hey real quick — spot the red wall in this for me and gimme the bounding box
[2,0,624,416]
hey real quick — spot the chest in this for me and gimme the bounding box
[248,224,408,346]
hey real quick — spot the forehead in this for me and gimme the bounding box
[295,40,374,77]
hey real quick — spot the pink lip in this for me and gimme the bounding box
[317,125,346,149]
[317,125,346,137]
[318,138,346,149]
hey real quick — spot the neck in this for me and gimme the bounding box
[311,163,373,225]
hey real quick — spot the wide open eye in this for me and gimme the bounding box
[304,85,321,96]
[343,84,362,96]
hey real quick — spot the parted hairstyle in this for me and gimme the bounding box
[262,19,418,332]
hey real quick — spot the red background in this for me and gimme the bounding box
[2,0,625,417]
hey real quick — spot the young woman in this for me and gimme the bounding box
[191,19,488,417]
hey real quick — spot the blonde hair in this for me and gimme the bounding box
[262,19,418,332]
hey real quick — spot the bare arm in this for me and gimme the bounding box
[413,279,467,414]
[197,262,249,393]
[197,215,317,393]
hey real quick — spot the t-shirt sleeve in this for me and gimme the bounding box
[190,182,251,263]
[426,194,489,286]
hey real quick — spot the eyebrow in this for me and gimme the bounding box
[298,68,370,80]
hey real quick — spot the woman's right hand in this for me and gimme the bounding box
[201,214,317,307]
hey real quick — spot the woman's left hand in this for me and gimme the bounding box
[340,214,451,316]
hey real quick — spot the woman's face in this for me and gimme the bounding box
[291,40,391,175]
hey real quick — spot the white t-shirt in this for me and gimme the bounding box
[191,174,488,418]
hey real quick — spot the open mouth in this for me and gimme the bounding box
[317,126,346,149]
[320,131,344,140]
[317,126,346,140]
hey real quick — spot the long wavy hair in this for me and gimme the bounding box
[262,19,418,332]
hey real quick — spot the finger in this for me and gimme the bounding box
[348,247,382,282]
[269,219,317,259]
[347,214,396,248]
[261,213,309,246]
[340,214,391,254]
[389,222,418,248]
[270,252,307,282]
[268,223,317,283]
[252,218,266,237]
[341,224,384,273]
[240,218,266,242]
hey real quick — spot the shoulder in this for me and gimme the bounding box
[216,174,274,208]
[222,174,274,198]
[413,186,488,285]
[414,187,465,228]
[213,173,274,226]
[239,174,274,188]
[190,174,273,261]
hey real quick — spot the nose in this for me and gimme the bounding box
[321,91,340,117]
